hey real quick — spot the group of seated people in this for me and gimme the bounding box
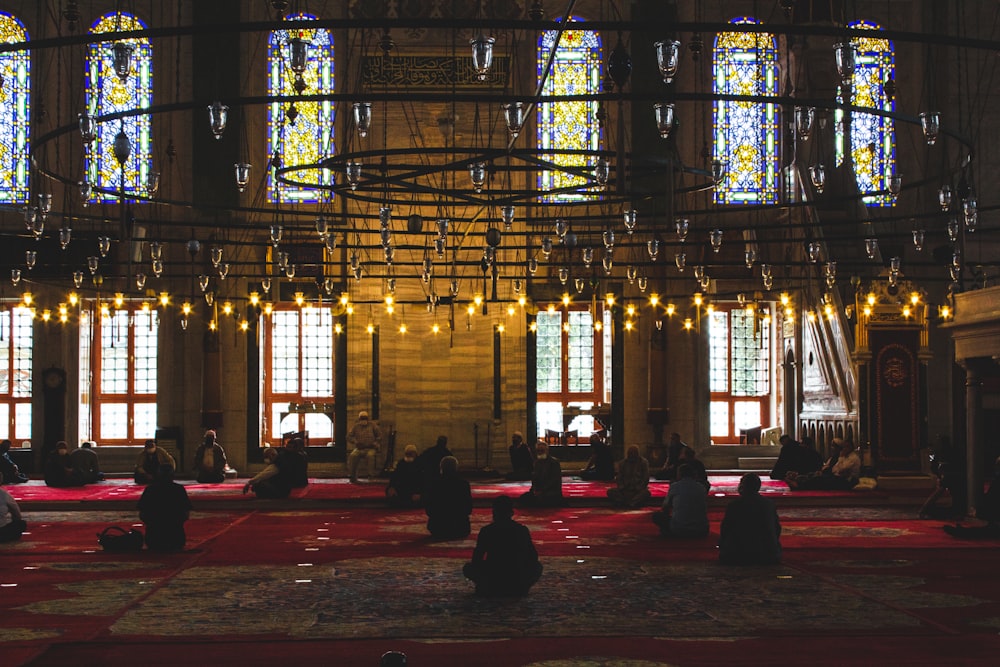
[771,436,861,491]
[42,440,105,487]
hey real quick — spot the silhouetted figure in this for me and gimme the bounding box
[944,457,1000,539]
[719,473,782,565]
[138,466,192,552]
[652,464,709,537]
[679,446,711,492]
[44,441,84,487]
[506,431,534,481]
[787,438,860,490]
[654,432,692,481]
[386,444,422,508]
[417,435,453,492]
[463,496,543,597]
[424,456,472,539]
[281,437,309,488]
[193,430,228,483]
[770,435,823,481]
[244,447,295,499]
[0,471,27,543]
[518,441,565,507]
[0,439,28,484]
[580,432,615,482]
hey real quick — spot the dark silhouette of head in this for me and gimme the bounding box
[677,463,693,479]
[492,495,515,521]
[0,439,11,454]
[380,651,407,667]
[436,435,448,449]
[739,473,762,496]
[439,455,458,476]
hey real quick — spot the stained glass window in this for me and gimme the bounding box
[85,13,152,203]
[713,17,779,205]
[834,21,895,206]
[268,13,335,203]
[537,17,602,202]
[0,13,29,203]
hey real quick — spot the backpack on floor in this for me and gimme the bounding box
[97,526,144,552]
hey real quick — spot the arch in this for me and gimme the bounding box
[537,16,602,202]
[0,12,30,203]
[267,13,335,203]
[85,12,153,203]
[835,21,895,206]
[713,17,779,205]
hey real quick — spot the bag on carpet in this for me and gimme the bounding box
[97,526,144,552]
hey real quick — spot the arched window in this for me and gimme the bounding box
[537,17,602,202]
[0,12,30,204]
[713,17,779,205]
[85,13,153,203]
[268,14,335,203]
[835,21,895,207]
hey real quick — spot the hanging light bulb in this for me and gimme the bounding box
[87,256,99,274]
[207,101,229,139]
[603,229,615,250]
[807,242,821,262]
[528,257,538,275]
[653,102,675,139]
[963,196,978,232]
[594,157,610,187]
[98,236,111,257]
[79,180,93,205]
[316,215,329,239]
[626,265,637,283]
[30,217,44,239]
[919,111,941,145]
[10,269,20,285]
[675,252,686,271]
[353,102,372,138]
[112,41,134,82]
[59,226,72,250]
[865,237,879,259]
[380,227,392,248]
[938,185,952,211]
[541,237,553,258]
[809,164,826,193]
[554,219,568,239]
[211,246,222,267]
[674,218,689,242]
[888,173,902,198]
[602,253,614,275]
[574,277,585,294]
[135,272,147,290]
[38,193,52,215]
[501,205,515,231]
[269,224,282,247]
[558,267,569,285]
[710,228,723,252]
[470,34,496,81]
[234,163,252,192]
[623,209,638,234]
[711,159,726,183]
[913,229,925,251]
[654,39,682,84]
[73,271,84,288]
[346,160,361,190]
[647,239,660,261]
[469,162,487,193]
[152,259,163,277]
[833,42,857,84]
[379,205,392,228]
[218,261,229,279]
[794,106,815,140]
[745,248,756,269]
[502,101,525,138]
[146,171,160,195]
[947,216,960,242]
[693,265,705,281]
[79,112,96,144]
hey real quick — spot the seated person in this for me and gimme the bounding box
[518,441,566,507]
[281,437,309,488]
[386,444,423,508]
[70,441,104,484]
[0,439,28,484]
[769,435,823,481]
[944,456,1000,539]
[134,439,176,485]
[424,456,472,539]
[580,432,615,482]
[192,430,228,484]
[243,447,295,499]
[463,495,543,597]
[678,446,711,492]
[44,441,84,488]
[787,438,860,490]
[347,411,381,483]
[920,460,967,519]
[719,473,782,565]
[654,432,692,481]
[505,431,534,481]
[0,471,28,543]
[651,464,709,538]
[417,435,453,492]
[607,445,651,507]
[138,466,192,552]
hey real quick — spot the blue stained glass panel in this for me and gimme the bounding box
[268,13,335,203]
[86,13,152,203]
[713,17,779,205]
[0,13,29,203]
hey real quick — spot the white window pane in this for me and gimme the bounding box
[0,404,8,439]
[304,413,332,442]
[134,403,157,440]
[100,403,128,439]
[536,401,564,438]
[734,401,762,431]
[710,401,730,439]
[272,405,294,439]
[13,403,30,440]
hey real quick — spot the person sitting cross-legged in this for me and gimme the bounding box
[518,440,566,508]
[651,463,709,538]
[0,471,28,543]
[44,441,84,488]
[244,447,297,499]
[0,439,29,484]
[192,430,229,484]
[505,431,534,481]
[386,444,423,508]
[607,445,652,507]
[138,466,192,553]
[580,432,615,482]
[134,439,176,485]
[463,495,543,597]
[943,456,1000,539]
[70,441,105,484]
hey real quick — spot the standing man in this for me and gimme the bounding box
[347,411,382,483]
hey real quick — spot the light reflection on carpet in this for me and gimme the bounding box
[105,557,983,639]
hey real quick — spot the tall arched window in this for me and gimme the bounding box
[713,17,779,205]
[268,14,335,203]
[0,12,30,204]
[537,17,602,202]
[85,13,153,203]
[835,21,895,207]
